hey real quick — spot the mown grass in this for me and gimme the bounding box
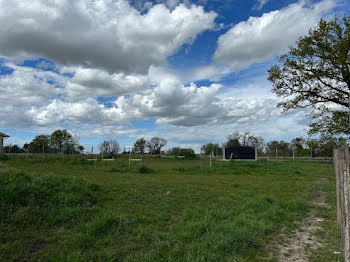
[0,156,340,261]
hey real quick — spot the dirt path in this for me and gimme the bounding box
[273,178,328,261]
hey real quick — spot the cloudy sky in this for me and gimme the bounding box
[0,0,349,152]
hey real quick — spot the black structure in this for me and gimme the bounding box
[224,146,255,160]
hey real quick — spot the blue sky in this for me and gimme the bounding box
[0,0,349,152]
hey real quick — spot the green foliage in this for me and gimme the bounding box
[146,137,167,155]
[201,143,223,155]
[51,129,73,154]
[0,154,10,161]
[139,165,153,174]
[133,138,146,155]
[268,16,350,136]
[30,134,51,153]
[226,131,265,153]
[168,147,197,159]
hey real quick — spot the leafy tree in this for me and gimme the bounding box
[306,138,319,157]
[226,132,264,152]
[168,147,196,159]
[201,143,223,156]
[50,130,73,154]
[266,140,290,157]
[4,144,23,154]
[29,135,51,153]
[246,135,265,153]
[268,16,350,136]
[318,136,348,157]
[133,138,147,155]
[147,137,167,155]
[226,132,241,147]
[77,145,85,154]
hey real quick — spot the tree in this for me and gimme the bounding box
[268,16,350,136]
[99,139,120,155]
[30,135,51,153]
[226,132,241,147]
[225,132,264,152]
[147,137,167,155]
[168,147,196,159]
[4,144,23,154]
[201,143,223,156]
[246,135,265,153]
[109,139,120,154]
[51,130,72,154]
[133,138,146,155]
[306,138,319,157]
[99,140,110,155]
[77,145,85,154]
[318,136,348,157]
[266,140,290,157]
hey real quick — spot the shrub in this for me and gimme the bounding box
[0,154,10,161]
[139,165,153,174]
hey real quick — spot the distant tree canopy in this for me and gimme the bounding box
[30,135,51,153]
[168,147,196,159]
[25,130,82,154]
[225,132,265,152]
[268,16,350,137]
[133,138,146,155]
[51,130,75,154]
[3,144,24,154]
[99,139,120,155]
[147,137,167,155]
[201,143,223,156]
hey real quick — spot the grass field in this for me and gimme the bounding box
[0,156,342,261]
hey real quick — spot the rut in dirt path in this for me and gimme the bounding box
[273,178,328,262]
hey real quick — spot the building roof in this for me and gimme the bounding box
[0,132,9,138]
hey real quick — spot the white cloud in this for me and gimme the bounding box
[254,0,270,10]
[0,63,65,128]
[65,68,149,98]
[214,0,336,71]
[0,0,216,74]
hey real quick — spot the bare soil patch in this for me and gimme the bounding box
[271,178,328,261]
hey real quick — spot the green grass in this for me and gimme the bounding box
[0,156,341,261]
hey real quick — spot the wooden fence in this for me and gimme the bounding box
[333,148,350,262]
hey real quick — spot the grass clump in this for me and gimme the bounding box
[0,171,101,261]
[139,165,153,174]
[0,154,10,161]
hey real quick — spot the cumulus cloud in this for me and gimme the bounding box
[0,63,65,127]
[65,68,149,98]
[0,0,217,74]
[214,0,336,71]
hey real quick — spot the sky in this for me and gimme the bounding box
[0,0,349,152]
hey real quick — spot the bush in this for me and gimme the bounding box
[139,165,153,174]
[0,154,10,161]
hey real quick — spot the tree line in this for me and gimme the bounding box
[4,130,348,158]
[4,130,84,154]
[201,132,348,158]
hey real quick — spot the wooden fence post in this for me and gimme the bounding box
[333,148,350,261]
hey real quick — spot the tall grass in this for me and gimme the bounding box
[0,156,337,261]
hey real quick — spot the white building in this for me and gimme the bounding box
[0,132,9,154]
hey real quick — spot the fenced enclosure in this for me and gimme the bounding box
[223,146,257,160]
[333,148,350,262]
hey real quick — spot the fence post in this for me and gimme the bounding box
[333,148,350,261]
